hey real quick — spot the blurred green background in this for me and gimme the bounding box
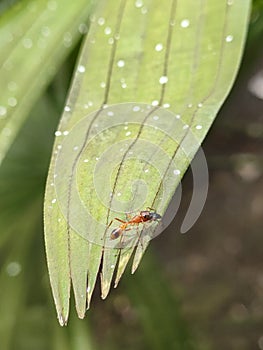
[0,1,263,349]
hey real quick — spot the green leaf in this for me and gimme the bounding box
[44,0,250,324]
[0,0,92,164]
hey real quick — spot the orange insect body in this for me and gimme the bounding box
[109,208,162,240]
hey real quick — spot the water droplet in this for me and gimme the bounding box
[52,198,57,204]
[79,23,88,34]
[107,111,114,116]
[117,59,125,67]
[183,124,189,129]
[6,261,22,277]
[181,19,190,28]
[121,82,127,88]
[110,264,115,269]
[188,103,193,108]
[23,38,33,49]
[84,159,89,163]
[225,35,233,42]
[227,0,234,5]
[98,17,105,26]
[95,157,100,161]
[163,103,170,108]
[8,97,17,107]
[152,100,159,106]
[159,76,168,84]
[87,286,91,293]
[77,65,85,73]
[196,125,202,130]
[108,37,114,45]
[88,101,93,106]
[128,151,133,155]
[41,26,50,37]
[100,82,106,88]
[155,43,163,52]
[198,102,203,108]
[126,131,131,136]
[2,128,11,137]
[63,130,69,136]
[133,106,140,112]
[175,114,181,119]
[64,105,71,112]
[135,0,143,8]
[8,81,17,91]
[117,192,122,196]
[104,27,112,35]
[0,106,7,117]
[3,61,13,71]
[73,146,79,151]
[57,145,62,150]
[63,32,72,47]
[145,169,149,173]
[141,7,147,14]
[153,115,159,120]
[173,169,181,176]
[55,131,62,136]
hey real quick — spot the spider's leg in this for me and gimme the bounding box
[146,206,156,211]
[134,223,144,250]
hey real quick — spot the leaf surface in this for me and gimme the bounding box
[44,0,250,324]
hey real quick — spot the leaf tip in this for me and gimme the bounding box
[114,280,119,288]
[131,255,141,274]
[77,312,86,319]
[86,284,95,309]
[58,312,68,327]
[100,278,111,300]
[131,266,137,275]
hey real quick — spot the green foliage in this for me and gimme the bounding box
[0,0,92,164]
[44,0,250,324]
[0,0,255,349]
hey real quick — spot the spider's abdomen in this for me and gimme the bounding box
[110,228,122,240]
